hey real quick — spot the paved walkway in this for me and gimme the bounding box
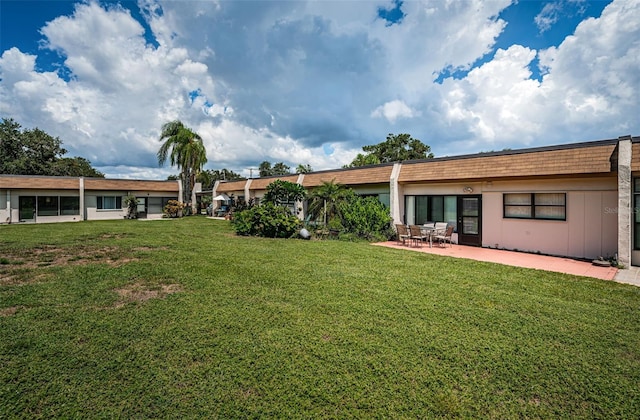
[373,241,631,284]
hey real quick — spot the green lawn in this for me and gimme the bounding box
[1,217,639,418]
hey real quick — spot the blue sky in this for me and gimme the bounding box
[1,0,637,179]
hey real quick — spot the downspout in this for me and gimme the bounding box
[617,136,632,268]
[390,163,402,225]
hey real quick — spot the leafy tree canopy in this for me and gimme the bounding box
[259,161,291,177]
[306,179,348,224]
[263,179,307,206]
[345,133,433,167]
[0,118,104,177]
[196,169,244,189]
[157,120,207,206]
[296,164,313,174]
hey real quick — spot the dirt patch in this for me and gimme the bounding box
[0,246,137,271]
[0,306,23,317]
[112,282,182,307]
[133,246,169,252]
[99,233,133,239]
[0,272,52,286]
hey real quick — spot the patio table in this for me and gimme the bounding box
[421,226,436,248]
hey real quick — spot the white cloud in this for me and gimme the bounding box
[535,2,563,33]
[1,0,638,179]
[433,0,640,152]
[371,100,418,123]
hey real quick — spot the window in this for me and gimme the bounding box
[60,197,80,215]
[405,195,457,226]
[37,196,59,216]
[504,193,566,220]
[97,196,122,210]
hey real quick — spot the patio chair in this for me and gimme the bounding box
[409,225,428,247]
[433,225,454,247]
[395,224,410,246]
[434,222,448,235]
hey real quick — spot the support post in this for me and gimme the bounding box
[617,136,632,267]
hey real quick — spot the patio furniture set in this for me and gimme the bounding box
[395,222,454,248]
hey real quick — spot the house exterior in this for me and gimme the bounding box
[212,135,638,266]
[0,176,181,223]
[3,135,640,266]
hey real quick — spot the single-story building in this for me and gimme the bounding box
[3,135,639,266]
[212,135,639,267]
[0,176,181,223]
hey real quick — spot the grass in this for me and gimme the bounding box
[1,217,639,418]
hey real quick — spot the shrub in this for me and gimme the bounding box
[263,180,307,209]
[337,192,394,241]
[163,200,185,218]
[233,202,301,238]
[123,195,139,219]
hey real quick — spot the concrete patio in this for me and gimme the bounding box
[374,240,640,287]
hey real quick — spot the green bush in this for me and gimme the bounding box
[233,202,301,238]
[163,200,185,218]
[263,180,307,207]
[337,192,394,241]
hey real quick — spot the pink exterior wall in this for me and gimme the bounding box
[482,177,617,260]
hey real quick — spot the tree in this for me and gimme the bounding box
[259,160,291,177]
[258,161,273,177]
[263,180,307,207]
[157,120,207,209]
[0,118,103,177]
[50,157,105,178]
[196,169,244,189]
[346,133,433,167]
[306,179,349,226]
[296,164,313,174]
[343,153,380,168]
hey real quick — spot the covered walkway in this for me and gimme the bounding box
[373,241,635,285]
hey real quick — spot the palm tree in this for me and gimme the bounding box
[157,120,207,212]
[306,179,348,226]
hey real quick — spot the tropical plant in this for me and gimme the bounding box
[263,180,307,209]
[123,195,139,219]
[259,161,291,177]
[229,197,255,214]
[233,202,301,238]
[157,120,207,211]
[306,179,348,226]
[196,169,244,189]
[296,164,313,174]
[338,191,394,241]
[163,200,185,218]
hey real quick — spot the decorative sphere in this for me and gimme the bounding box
[299,228,310,239]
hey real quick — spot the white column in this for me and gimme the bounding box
[6,189,11,223]
[244,179,252,203]
[390,163,402,225]
[79,177,85,220]
[617,136,632,267]
[212,180,220,212]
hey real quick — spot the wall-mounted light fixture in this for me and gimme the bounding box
[463,186,473,193]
